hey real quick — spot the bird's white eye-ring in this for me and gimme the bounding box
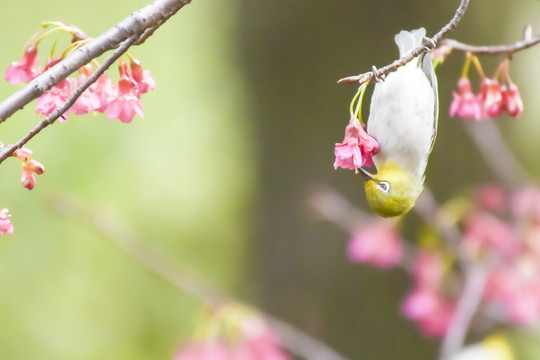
[377,181,390,193]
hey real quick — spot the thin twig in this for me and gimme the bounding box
[338,0,469,84]
[462,121,530,190]
[50,195,351,360]
[442,35,540,56]
[0,0,190,125]
[0,35,139,165]
[439,264,488,360]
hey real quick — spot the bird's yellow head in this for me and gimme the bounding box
[361,162,422,218]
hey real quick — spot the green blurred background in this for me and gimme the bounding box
[0,0,539,359]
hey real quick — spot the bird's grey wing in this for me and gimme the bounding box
[421,51,439,154]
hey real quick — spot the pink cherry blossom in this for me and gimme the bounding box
[0,209,14,236]
[93,74,118,113]
[5,44,41,84]
[501,82,523,117]
[449,78,481,120]
[130,58,155,95]
[347,219,403,268]
[478,78,503,119]
[334,117,379,170]
[35,78,72,121]
[106,75,143,123]
[70,65,101,115]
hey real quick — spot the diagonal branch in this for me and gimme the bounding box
[439,264,488,360]
[0,35,139,165]
[51,195,352,360]
[338,0,469,84]
[0,0,191,125]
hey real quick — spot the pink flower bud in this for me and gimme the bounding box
[478,78,503,119]
[0,208,14,235]
[21,163,36,190]
[502,82,523,117]
[130,58,155,95]
[13,148,33,162]
[449,78,481,120]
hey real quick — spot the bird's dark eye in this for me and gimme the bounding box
[377,181,390,193]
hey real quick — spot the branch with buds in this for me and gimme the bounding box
[0,0,190,167]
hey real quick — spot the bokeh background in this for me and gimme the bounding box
[0,0,539,359]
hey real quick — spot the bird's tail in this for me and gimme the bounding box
[394,28,426,62]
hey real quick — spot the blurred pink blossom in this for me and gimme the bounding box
[174,311,289,360]
[412,251,445,289]
[461,213,519,260]
[0,209,14,236]
[475,184,506,213]
[401,287,455,337]
[484,257,540,325]
[511,186,540,223]
[347,220,403,268]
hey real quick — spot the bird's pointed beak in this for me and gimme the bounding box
[358,167,375,181]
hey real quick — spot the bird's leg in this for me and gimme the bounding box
[371,65,385,83]
[422,36,437,52]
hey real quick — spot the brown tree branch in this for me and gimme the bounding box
[338,0,469,84]
[439,264,488,360]
[441,34,540,56]
[51,195,352,360]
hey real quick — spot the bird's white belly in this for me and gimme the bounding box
[367,65,435,180]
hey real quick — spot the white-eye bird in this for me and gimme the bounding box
[360,28,439,217]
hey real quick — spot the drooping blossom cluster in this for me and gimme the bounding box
[334,116,379,171]
[5,23,154,123]
[174,304,290,360]
[13,147,45,191]
[341,183,540,337]
[0,23,156,235]
[449,56,523,120]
